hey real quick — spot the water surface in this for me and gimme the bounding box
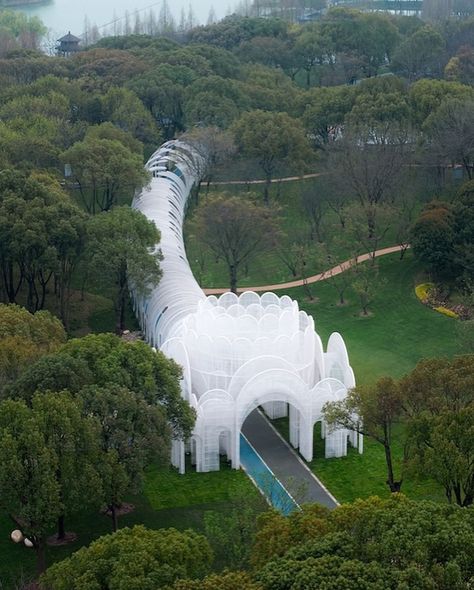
[13,0,235,38]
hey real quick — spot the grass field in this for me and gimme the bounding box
[266,251,458,505]
[273,419,446,505]
[288,252,459,383]
[0,462,261,588]
[185,165,443,291]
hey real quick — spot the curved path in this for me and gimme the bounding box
[203,244,409,295]
[202,172,323,186]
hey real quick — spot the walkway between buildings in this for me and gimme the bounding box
[242,409,338,510]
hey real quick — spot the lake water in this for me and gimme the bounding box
[12,0,237,39]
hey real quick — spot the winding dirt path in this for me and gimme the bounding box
[203,244,409,295]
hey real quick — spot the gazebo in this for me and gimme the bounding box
[56,32,81,57]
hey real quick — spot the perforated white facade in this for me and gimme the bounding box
[132,141,361,474]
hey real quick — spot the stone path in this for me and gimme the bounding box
[204,244,409,295]
[242,409,338,509]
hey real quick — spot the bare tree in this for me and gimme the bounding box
[424,99,474,181]
[182,127,236,204]
[189,194,280,293]
[352,260,385,316]
[329,124,408,238]
[301,185,326,242]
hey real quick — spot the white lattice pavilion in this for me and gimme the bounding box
[132,141,362,473]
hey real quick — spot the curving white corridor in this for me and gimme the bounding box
[132,141,362,474]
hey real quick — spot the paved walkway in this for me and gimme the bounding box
[242,409,338,509]
[204,244,409,295]
[201,172,323,187]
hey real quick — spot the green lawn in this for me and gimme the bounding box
[267,252,458,505]
[273,418,446,505]
[185,165,442,291]
[287,252,459,383]
[0,463,261,588]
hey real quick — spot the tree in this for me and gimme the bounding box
[0,170,86,313]
[400,355,474,506]
[4,353,93,402]
[171,572,260,590]
[40,525,213,590]
[181,126,236,202]
[127,65,192,140]
[0,304,65,394]
[86,207,162,333]
[232,111,312,205]
[294,28,332,88]
[424,99,474,180]
[0,399,61,575]
[352,260,384,316]
[328,124,406,239]
[324,377,405,492]
[302,86,355,151]
[445,45,474,86]
[253,496,474,589]
[322,239,356,306]
[0,10,46,52]
[189,194,280,293]
[203,483,263,570]
[31,392,102,540]
[59,334,195,440]
[409,79,473,128]
[62,138,149,214]
[391,25,444,81]
[410,201,456,282]
[79,384,170,531]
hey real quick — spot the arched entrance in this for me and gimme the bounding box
[232,368,314,469]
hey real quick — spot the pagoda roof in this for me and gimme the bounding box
[57,31,81,43]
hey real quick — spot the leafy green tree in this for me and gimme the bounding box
[32,392,101,540]
[59,334,195,439]
[392,25,445,80]
[400,355,474,506]
[186,91,240,129]
[40,525,213,590]
[84,122,143,154]
[409,78,473,127]
[410,201,456,281]
[102,86,161,146]
[0,170,86,312]
[79,384,170,530]
[127,65,194,139]
[253,495,474,589]
[294,27,332,88]
[203,484,263,570]
[0,399,61,575]
[4,353,93,402]
[232,110,312,205]
[86,207,162,333]
[302,85,355,150]
[324,377,405,492]
[445,45,474,86]
[189,194,280,293]
[171,572,261,590]
[0,304,65,394]
[0,10,46,52]
[62,138,149,214]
